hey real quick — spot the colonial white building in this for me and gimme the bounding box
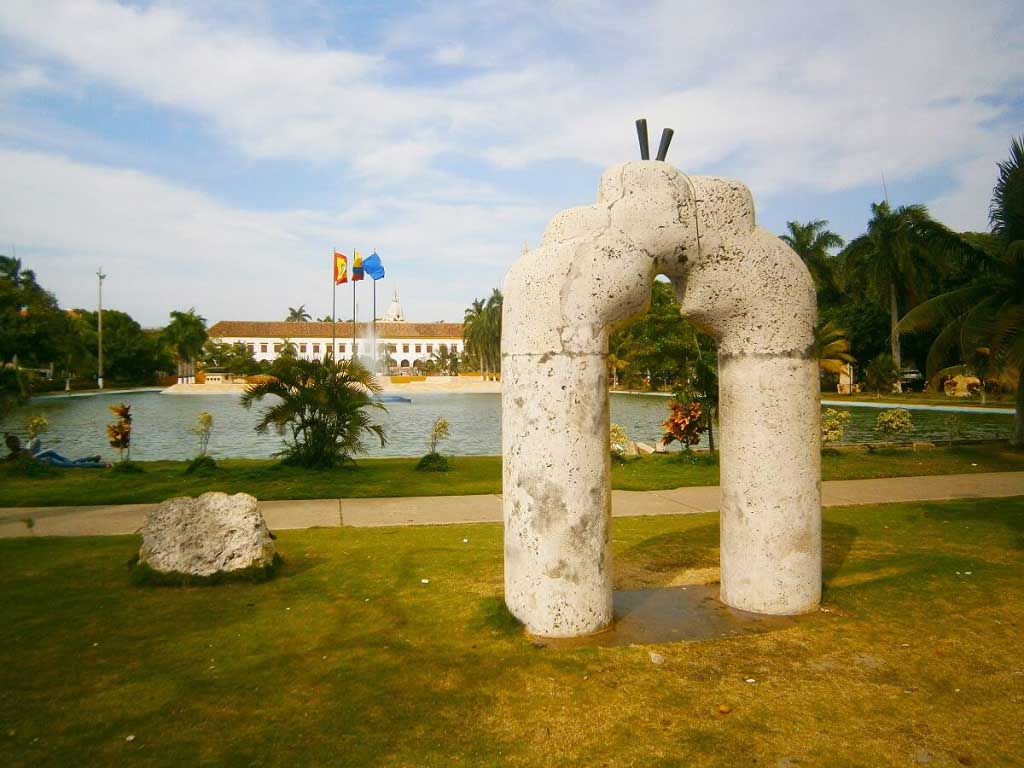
[208,316,462,369]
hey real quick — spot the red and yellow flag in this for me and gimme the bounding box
[334,251,348,284]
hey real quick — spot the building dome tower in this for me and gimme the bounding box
[382,287,405,322]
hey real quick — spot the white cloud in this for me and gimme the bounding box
[0,0,1022,324]
[0,148,546,325]
[3,0,1021,197]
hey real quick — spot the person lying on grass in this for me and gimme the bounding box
[15,434,112,468]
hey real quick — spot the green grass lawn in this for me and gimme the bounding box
[1,496,1021,766]
[1,443,1022,508]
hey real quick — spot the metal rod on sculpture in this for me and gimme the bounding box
[635,118,650,160]
[655,127,674,161]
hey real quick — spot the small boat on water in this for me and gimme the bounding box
[376,394,412,403]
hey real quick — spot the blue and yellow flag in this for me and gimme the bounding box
[352,251,365,281]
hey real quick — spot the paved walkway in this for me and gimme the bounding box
[1,472,1021,539]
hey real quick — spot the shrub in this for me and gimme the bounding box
[185,454,218,474]
[241,358,386,469]
[415,417,452,472]
[416,452,451,472]
[107,402,133,461]
[24,415,49,440]
[190,411,213,456]
[875,409,914,438]
[661,400,705,450]
[864,354,899,397]
[821,408,851,444]
[610,423,629,455]
[111,460,144,474]
[427,417,450,454]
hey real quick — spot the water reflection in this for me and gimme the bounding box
[1,391,1012,461]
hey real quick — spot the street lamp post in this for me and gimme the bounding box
[97,267,106,390]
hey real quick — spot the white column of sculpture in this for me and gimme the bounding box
[502,161,820,638]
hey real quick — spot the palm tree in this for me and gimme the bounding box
[463,289,503,380]
[241,357,386,467]
[840,201,975,380]
[781,220,844,296]
[813,320,856,375]
[463,297,486,375]
[162,309,207,384]
[285,305,311,322]
[0,255,36,287]
[482,288,502,379]
[431,345,459,375]
[897,136,1024,446]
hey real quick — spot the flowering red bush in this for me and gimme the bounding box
[107,402,132,461]
[661,399,705,449]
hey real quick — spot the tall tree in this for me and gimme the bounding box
[463,289,502,380]
[463,297,487,375]
[0,255,66,367]
[162,309,208,383]
[285,305,311,322]
[780,220,844,299]
[609,280,695,390]
[840,201,975,378]
[897,136,1024,446]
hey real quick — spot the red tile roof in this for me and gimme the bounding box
[208,320,464,340]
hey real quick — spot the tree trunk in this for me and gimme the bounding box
[1012,364,1024,449]
[707,409,715,453]
[889,283,902,392]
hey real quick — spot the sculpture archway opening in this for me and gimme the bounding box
[501,157,821,638]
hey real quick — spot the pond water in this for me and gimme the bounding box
[1,391,1013,461]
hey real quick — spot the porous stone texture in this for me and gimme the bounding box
[138,492,275,576]
[502,161,820,637]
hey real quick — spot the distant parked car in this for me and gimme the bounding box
[899,368,925,391]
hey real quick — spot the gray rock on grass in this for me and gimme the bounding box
[138,492,275,577]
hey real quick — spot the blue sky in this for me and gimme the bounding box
[1,0,1022,327]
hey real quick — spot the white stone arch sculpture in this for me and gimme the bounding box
[501,161,821,638]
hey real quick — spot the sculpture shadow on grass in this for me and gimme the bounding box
[615,519,857,592]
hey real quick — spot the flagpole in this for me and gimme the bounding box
[352,247,357,365]
[331,251,336,363]
[372,278,377,374]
